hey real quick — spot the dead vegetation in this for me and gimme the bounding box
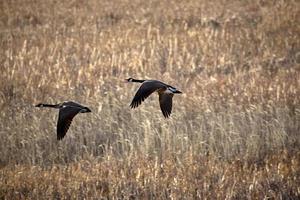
[0,0,299,199]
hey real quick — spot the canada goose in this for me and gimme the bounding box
[35,101,91,140]
[126,78,182,118]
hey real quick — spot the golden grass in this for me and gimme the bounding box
[1,150,300,199]
[0,0,299,199]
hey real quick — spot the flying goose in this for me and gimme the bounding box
[35,101,91,140]
[126,78,182,118]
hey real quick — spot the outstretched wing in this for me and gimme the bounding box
[159,93,174,118]
[57,106,82,140]
[130,81,166,108]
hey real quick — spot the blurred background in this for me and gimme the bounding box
[0,0,299,198]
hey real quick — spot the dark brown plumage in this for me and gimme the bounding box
[126,78,182,118]
[35,101,91,140]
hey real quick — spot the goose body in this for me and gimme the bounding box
[35,101,91,140]
[126,78,182,118]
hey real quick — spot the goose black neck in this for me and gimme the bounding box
[132,79,145,83]
[36,103,60,108]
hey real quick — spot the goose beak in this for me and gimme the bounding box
[175,90,182,94]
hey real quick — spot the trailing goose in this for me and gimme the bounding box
[126,78,182,118]
[35,101,91,140]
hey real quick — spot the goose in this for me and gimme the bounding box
[126,78,182,118]
[35,101,91,140]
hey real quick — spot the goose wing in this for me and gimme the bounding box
[130,81,166,108]
[159,93,174,118]
[57,106,82,140]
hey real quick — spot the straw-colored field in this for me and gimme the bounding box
[0,0,299,199]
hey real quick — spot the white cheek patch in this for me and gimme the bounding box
[80,108,89,113]
[167,87,177,93]
[165,88,174,94]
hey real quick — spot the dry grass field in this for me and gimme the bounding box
[0,0,300,199]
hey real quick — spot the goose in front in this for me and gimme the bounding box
[126,78,182,118]
[35,101,91,140]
